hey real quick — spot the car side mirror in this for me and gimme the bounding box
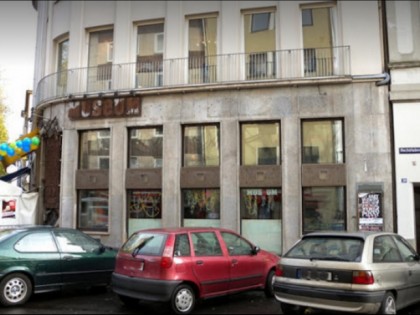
[252,246,260,255]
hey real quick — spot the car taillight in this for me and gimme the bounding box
[275,263,284,277]
[352,270,374,285]
[160,246,173,269]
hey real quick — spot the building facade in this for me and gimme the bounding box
[31,0,393,253]
[386,1,420,252]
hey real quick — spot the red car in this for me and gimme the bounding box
[111,227,280,314]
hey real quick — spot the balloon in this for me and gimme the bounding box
[0,150,6,156]
[23,137,31,147]
[9,142,17,149]
[0,143,7,151]
[0,155,3,161]
[22,144,30,153]
[16,140,22,148]
[7,147,15,157]
[31,136,40,146]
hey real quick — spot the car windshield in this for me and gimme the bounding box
[121,232,167,256]
[285,236,364,262]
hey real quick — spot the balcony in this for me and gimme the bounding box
[34,46,351,106]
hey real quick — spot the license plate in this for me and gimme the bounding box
[297,269,332,281]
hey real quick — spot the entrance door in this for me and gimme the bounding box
[414,186,420,253]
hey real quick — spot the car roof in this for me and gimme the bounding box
[131,226,237,234]
[302,230,398,241]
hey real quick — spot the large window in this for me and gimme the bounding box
[78,190,109,232]
[79,130,110,170]
[87,29,113,91]
[240,188,282,254]
[301,119,343,164]
[127,190,162,236]
[128,127,162,168]
[302,187,345,234]
[183,189,220,227]
[183,125,219,167]
[301,4,336,76]
[136,22,164,88]
[56,38,69,91]
[188,16,217,84]
[243,9,276,79]
[241,122,280,165]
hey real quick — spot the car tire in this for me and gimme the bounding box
[264,269,275,297]
[171,284,196,314]
[0,273,32,306]
[280,302,304,314]
[378,292,396,314]
[118,294,139,307]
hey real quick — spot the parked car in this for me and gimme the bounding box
[0,225,117,306]
[111,227,280,314]
[273,231,420,314]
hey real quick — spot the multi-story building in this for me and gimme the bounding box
[31,0,393,253]
[386,1,420,252]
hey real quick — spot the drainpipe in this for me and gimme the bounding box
[352,72,390,86]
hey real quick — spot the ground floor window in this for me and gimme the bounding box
[78,190,109,232]
[240,188,282,254]
[182,189,220,227]
[302,186,345,234]
[127,190,162,236]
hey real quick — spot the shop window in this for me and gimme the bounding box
[78,190,109,232]
[128,127,163,168]
[240,188,282,254]
[301,119,344,164]
[302,187,345,234]
[241,122,280,166]
[182,189,220,226]
[79,129,110,170]
[127,190,162,236]
[183,125,219,167]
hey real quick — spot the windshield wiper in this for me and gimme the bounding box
[132,236,154,257]
[310,255,350,262]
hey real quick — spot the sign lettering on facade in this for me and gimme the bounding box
[68,97,141,120]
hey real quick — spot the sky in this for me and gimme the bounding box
[0,1,37,143]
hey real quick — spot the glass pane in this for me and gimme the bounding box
[54,229,101,253]
[129,127,163,168]
[302,120,343,164]
[57,39,69,88]
[303,187,345,234]
[183,125,219,167]
[128,190,162,219]
[191,232,222,256]
[183,189,220,219]
[15,232,58,252]
[78,190,109,232]
[241,122,280,165]
[240,188,282,219]
[79,130,110,169]
[188,17,217,83]
[137,23,164,87]
[87,29,113,91]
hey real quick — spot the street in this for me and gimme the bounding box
[3,286,420,314]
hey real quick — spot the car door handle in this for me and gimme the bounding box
[196,260,204,265]
[409,270,413,276]
[62,255,74,260]
[231,259,238,266]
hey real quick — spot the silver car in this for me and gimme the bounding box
[273,231,420,314]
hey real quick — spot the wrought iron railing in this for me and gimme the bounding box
[34,46,350,106]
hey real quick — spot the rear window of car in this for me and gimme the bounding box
[285,236,364,262]
[121,232,167,256]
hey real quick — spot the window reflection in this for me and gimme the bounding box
[183,189,220,220]
[78,190,109,232]
[183,125,219,167]
[79,130,110,169]
[129,127,163,168]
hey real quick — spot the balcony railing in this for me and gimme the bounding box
[35,46,350,106]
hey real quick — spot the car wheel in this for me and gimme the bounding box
[171,284,196,314]
[378,292,396,314]
[0,273,32,306]
[280,302,304,314]
[118,294,139,307]
[264,269,275,297]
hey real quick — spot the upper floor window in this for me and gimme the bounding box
[56,38,69,87]
[183,125,219,167]
[87,29,113,90]
[301,119,344,164]
[243,8,276,79]
[136,22,164,87]
[128,127,163,168]
[79,129,110,170]
[188,15,218,84]
[241,122,280,166]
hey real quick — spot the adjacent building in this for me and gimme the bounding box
[31,0,393,253]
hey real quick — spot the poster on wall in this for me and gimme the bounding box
[358,192,383,231]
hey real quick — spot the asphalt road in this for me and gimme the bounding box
[0,287,282,314]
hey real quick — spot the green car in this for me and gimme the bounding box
[0,226,117,306]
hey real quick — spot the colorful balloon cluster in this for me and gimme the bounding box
[0,136,40,161]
